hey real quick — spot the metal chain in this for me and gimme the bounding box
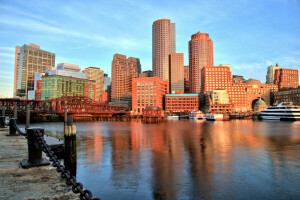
[36,130,100,200]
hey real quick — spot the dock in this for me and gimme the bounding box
[0,127,77,200]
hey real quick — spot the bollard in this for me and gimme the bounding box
[6,118,19,136]
[2,107,5,116]
[26,104,30,129]
[0,116,6,128]
[21,128,50,168]
[64,116,77,176]
[14,105,18,119]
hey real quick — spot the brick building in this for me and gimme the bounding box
[274,68,299,90]
[169,53,184,93]
[274,88,300,105]
[184,66,190,93]
[132,77,168,113]
[165,93,199,112]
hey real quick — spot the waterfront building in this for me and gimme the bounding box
[14,43,55,99]
[152,19,176,81]
[184,66,190,93]
[111,54,140,107]
[99,91,111,105]
[266,63,280,84]
[200,65,278,112]
[274,68,299,90]
[140,70,153,77]
[274,88,300,105]
[83,67,105,102]
[189,32,214,93]
[46,63,86,79]
[253,97,268,112]
[165,93,198,112]
[132,77,168,113]
[104,73,111,94]
[169,53,184,93]
[232,75,245,84]
[39,75,95,100]
[202,89,234,113]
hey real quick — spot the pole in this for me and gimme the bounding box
[64,115,77,176]
[2,107,5,116]
[26,104,30,129]
[64,106,67,126]
[14,105,18,119]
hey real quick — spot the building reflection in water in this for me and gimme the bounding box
[74,120,300,199]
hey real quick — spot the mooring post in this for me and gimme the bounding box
[7,118,19,136]
[0,116,5,128]
[14,105,18,119]
[2,107,5,116]
[21,128,50,168]
[26,104,30,130]
[64,115,77,176]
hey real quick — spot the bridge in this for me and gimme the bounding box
[0,96,130,117]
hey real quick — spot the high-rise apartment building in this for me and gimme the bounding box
[266,63,280,84]
[111,54,140,107]
[14,43,55,98]
[274,68,299,90]
[169,53,184,93]
[184,66,190,93]
[189,32,214,93]
[132,77,169,113]
[152,19,176,81]
[83,67,104,102]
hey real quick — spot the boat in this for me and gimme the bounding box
[206,114,223,121]
[259,102,300,121]
[167,115,179,120]
[189,111,205,120]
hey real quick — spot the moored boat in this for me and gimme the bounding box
[259,102,300,121]
[189,111,205,120]
[206,114,223,121]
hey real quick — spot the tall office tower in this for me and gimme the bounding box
[169,53,184,93]
[266,63,280,84]
[152,19,176,81]
[189,32,213,93]
[13,46,21,97]
[104,73,111,94]
[184,66,190,93]
[111,53,140,107]
[83,67,105,102]
[15,43,55,99]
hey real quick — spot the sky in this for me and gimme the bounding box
[0,0,299,98]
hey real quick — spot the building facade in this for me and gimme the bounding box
[111,54,140,107]
[169,53,184,93]
[232,75,245,84]
[132,77,169,113]
[266,63,280,84]
[201,65,278,112]
[274,88,300,105]
[39,75,95,100]
[184,66,190,93]
[15,43,55,99]
[189,32,214,93]
[165,93,199,112]
[104,73,111,94]
[274,68,299,90]
[152,19,176,81]
[83,67,105,102]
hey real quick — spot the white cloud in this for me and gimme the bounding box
[0,52,14,58]
[0,47,15,52]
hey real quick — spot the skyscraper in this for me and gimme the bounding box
[169,53,184,93]
[189,32,213,93]
[111,53,140,107]
[14,43,55,98]
[266,63,280,84]
[152,19,176,81]
[83,67,105,102]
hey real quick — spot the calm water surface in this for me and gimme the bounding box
[29,120,300,200]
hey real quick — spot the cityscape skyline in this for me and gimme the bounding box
[1,0,300,98]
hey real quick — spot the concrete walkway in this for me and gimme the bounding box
[0,128,78,200]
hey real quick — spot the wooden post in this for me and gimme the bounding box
[14,105,18,119]
[26,104,30,129]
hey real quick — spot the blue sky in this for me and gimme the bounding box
[0,0,299,97]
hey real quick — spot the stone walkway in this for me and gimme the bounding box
[0,128,78,200]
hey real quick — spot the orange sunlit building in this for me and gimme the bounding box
[201,65,278,112]
[274,68,299,90]
[189,32,214,93]
[111,54,141,107]
[132,77,169,113]
[165,93,199,112]
[184,66,190,93]
[169,53,184,93]
[152,19,176,81]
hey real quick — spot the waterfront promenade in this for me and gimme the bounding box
[0,127,77,200]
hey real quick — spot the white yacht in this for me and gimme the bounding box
[189,111,205,120]
[259,102,300,121]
